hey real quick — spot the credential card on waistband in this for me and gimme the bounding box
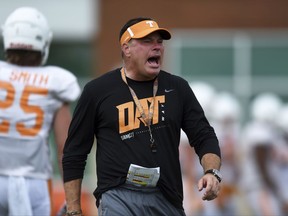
[126,164,160,187]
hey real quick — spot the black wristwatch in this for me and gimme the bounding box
[205,169,222,183]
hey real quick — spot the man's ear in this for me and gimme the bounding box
[122,43,131,57]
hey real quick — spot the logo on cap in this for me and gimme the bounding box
[120,20,171,46]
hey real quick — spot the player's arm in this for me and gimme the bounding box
[53,103,72,177]
[254,145,284,201]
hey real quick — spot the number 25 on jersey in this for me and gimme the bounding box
[0,80,48,136]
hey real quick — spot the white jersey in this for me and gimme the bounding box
[239,120,279,191]
[0,60,81,179]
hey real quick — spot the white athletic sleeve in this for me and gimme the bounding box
[46,66,81,103]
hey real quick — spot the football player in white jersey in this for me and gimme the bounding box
[179,81,217,216]
[0,7,81,216]
[239,93,286,216]
[207,92,245,216]
[275,104,288,214]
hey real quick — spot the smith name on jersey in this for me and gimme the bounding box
[0,60,80,179]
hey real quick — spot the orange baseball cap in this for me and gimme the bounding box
[120,20,171,45]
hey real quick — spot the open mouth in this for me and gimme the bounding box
[147,56,160,67]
